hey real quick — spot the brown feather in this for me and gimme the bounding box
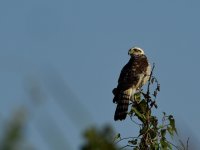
[113,54,149,121]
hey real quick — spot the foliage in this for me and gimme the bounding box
[114,64,179,150]
[81,125,119,150]
[0,109,26,150]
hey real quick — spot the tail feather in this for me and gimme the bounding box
[114,103,129,121]
[113,89,132,121]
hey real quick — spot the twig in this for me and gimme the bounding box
[130,115,142,126]
[186,137,189,150]
[147,63,155,98]
[166,140,180,150]
[119,144,135,150]
[116,136,139,144]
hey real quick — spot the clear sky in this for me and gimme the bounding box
[0,0,200,149]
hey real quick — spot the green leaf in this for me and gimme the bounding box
[149,129,157,139]
[167,143,172,150]
[113,133,120,141]
[167,126,174,138]
[162,112,166,116]
[160,138,168,150]
[150,116,158,128]
[150,100,157,108]
[151,142,159,150]
[132,107,146,122]
[128,139,137,145]
[161,129,166,138]
[158,125,164,129]
[139,126,148,136]
[168,115,177,134]
[150,141,159,150]
[134,92,141,102]
[153,91,157,97]
[133,147,139,150]
[138,100,147,114]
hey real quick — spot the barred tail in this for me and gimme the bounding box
[114,89,132,121]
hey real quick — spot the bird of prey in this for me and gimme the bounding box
[113,47,151,121]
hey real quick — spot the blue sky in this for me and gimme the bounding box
[0,0,200,149]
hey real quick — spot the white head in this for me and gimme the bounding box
[128,47,145,57]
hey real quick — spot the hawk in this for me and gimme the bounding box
[113,47,151,121]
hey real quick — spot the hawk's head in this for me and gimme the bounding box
[128,47,144,57]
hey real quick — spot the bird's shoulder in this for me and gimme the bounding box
[118,55,149,82]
